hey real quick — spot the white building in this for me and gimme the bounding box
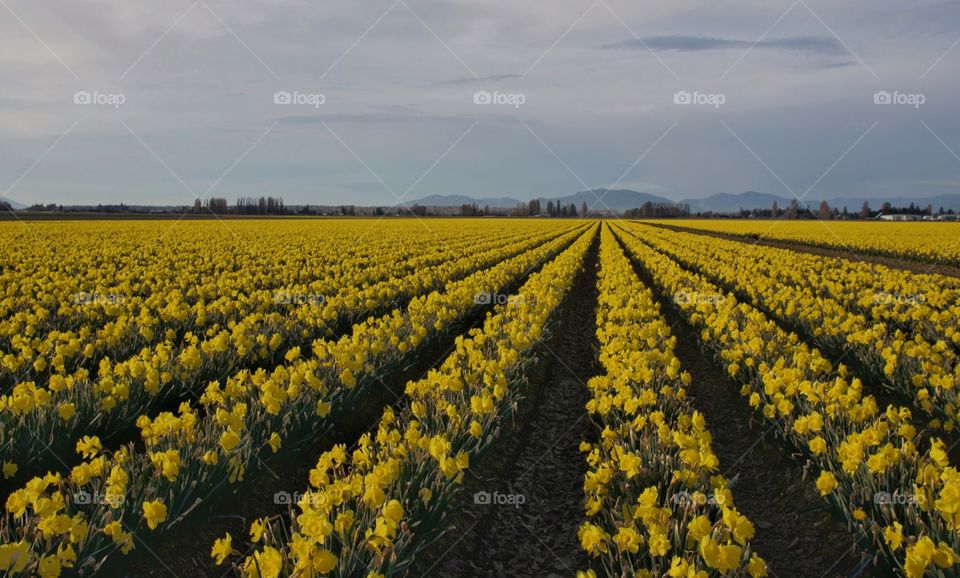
[879,214,921,221]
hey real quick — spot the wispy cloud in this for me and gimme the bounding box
[604,35,847,56]
[276,105,473,127]
[437,74,521,85]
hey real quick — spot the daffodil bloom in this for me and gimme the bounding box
[816,471,838,496]
[211,533,233,565]
[142,500,167,530]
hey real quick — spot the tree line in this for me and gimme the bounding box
[738,199,958,220]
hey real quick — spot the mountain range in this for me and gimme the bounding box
[5,190,959,214]
[410,190,960,213]
[0,196,26,210]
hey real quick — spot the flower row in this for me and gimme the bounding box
[578,225,766,577]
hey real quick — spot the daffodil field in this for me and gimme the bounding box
[0,218,958,577]
[652,220,960,267]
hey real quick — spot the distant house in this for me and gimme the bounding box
[879,214,921,221]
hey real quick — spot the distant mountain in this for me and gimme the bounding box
[23,190,957,215]
[544,189,675,211]
[0,196,26,210]
[407,194,524,208]
[409,189,675,211]
[682,191,800,213]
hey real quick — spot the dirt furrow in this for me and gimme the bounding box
[418,237,600,578]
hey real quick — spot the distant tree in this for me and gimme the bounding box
[580,202,588,217]
[859,201,871,219]
[546,200,555,217]
[460,203,481,216]
[881,202,893,214]
[193,199,202,214]
[205,197,228,213]
[785,199,799,219]
[374,207,384,216]
[818,200,831,220]
[842,206,849,218]
[771,200,779,218]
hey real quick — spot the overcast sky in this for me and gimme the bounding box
[1,0,958,206]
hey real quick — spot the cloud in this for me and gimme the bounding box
[0,1,957,205]
[275,105,476,127]
[437,74,522,85]
[888,1,960,35]
[604,35,848,57]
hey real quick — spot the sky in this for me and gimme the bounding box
[1,0,959,207]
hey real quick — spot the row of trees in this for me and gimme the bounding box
[759,200,956,220]
[235,196,285,215]
[624,202,691,218]
[465,200,594,217]
[194,196,287,215]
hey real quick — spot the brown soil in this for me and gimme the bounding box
[416,236,600,578]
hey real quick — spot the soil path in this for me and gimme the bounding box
[420,237,600,578]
